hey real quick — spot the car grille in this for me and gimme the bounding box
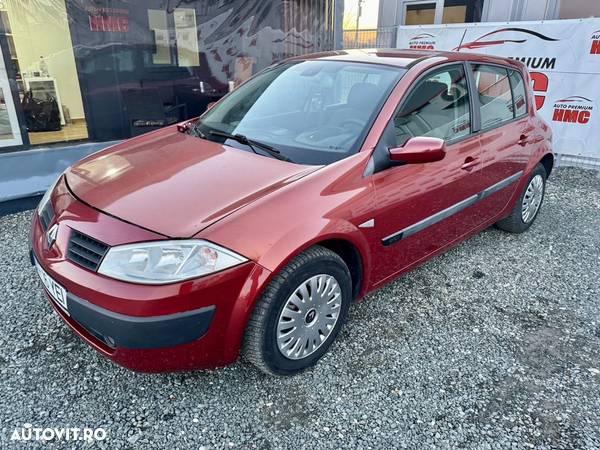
[39,202,54,231]
[67,230,109,271]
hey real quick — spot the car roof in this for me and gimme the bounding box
[287,48,522,71]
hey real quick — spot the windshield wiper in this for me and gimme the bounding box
[209,130,292,162]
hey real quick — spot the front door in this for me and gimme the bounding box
[368,63,486,286]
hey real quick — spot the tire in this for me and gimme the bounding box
[495,163,547,234]
[243,246,352,376]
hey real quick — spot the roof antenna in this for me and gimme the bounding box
[457,29,467,52]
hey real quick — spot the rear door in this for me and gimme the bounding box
[467,64,532,218]
[368,63,487,286]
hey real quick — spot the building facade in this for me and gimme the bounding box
[377,0,600,27]
[0,0,340,153]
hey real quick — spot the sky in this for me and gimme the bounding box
[344,0,380,29]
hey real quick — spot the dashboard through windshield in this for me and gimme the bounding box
[193,60,405,165]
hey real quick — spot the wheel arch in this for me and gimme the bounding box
[314,238,364,301]
[540,152,554,178]
[256,220,372,302]
[222,224,371,364]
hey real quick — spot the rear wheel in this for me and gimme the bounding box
[243,246,352,376]
[496,163,546,233]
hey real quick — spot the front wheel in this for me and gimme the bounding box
[243,246,352,376]
[495,163,547,233]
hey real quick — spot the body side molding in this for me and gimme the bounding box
[382,171,523,246]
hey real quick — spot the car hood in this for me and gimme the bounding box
[66,127,319,237]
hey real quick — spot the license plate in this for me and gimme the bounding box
[34,258,68,313]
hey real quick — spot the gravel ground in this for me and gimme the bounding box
[0,167,599,449]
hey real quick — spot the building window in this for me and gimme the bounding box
[400,0,483,25]
[0,11,22,148]
[559,1,600,20]
[1,0,88,147]
[0,0,339,151]
[405,3,437,25]
[442,0,483,23]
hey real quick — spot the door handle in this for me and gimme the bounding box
[518,134,529,146]
[461,156,479,171]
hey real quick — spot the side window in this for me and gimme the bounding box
[392,65,471,147]
[508,69,528,118]
[471,64,513,130]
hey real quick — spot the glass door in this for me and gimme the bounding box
[0,10,23,148]
[1,1,89,147]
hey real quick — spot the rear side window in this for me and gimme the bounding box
[471,64,513,130]
[392,64,471,147]
[508,69,528,117]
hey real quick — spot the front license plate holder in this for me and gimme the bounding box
[34,258,69,314]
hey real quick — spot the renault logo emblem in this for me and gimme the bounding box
[47,223,59,248]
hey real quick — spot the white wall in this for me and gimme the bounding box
[483,0,560,22]
[377,0,567,25]
[378,0,399,28]
[483,0,514,21]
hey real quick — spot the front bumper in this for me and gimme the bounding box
[30,178,272,372]
[70,283,216,349]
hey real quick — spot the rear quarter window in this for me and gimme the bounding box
[508,69,528,118]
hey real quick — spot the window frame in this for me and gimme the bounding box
[469,63,515,131]
[466,62,530,134]
[369,60,532,175]
[385,61,478,148]
[380,61,532,148]
[397,0,484,25]
[507,68,529,120]
[368,62,478,175]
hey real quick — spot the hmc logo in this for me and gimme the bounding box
[552,96,594,125]
[409,33,435,50]
[591,29,600,54]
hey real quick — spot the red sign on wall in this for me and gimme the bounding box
[530,72,549,110]
[89,15,129,32]
[591,30,600,54]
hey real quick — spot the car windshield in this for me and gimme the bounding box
[193,60,404,165]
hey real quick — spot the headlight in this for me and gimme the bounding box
[97,240,248,284]
[37,172,65,215]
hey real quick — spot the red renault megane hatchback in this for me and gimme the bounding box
[30,49,553,375]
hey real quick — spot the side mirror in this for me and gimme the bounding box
[389,137,446,165]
